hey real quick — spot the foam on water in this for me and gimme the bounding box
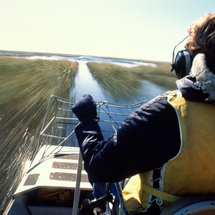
[24,55,157,68]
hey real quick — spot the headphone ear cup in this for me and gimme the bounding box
[172,50,192,79]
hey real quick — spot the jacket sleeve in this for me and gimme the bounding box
[74,94,180,182]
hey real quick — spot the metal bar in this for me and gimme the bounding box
[72,150,83,215]
[114,182,128,215]
[51,98,59,145]
[55,116,77,120]
[40,133,66,140]
[32,96,55,160]
[40,117,55,135]
[58,107,73,112]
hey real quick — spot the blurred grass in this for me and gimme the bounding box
[0,57,78,142]
[133,61,177,89]
[87,61,177,101]
[0,56,78,212]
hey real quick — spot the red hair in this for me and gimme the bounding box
[185,13,215,71]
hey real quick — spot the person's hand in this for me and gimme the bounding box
[72,94,97,121]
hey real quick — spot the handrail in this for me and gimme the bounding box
[36,95,145,150]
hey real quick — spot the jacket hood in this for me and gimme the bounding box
[176,54,215,104]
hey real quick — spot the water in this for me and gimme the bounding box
[70,61,107,101]
[0,55,168,213]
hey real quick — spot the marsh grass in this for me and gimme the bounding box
[0,57,78,212]
[87,61,177,101]
[133,61,177,89]
[0,57,78,143]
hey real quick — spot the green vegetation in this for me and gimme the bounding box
[87,61,177,101]
[133,61,177,89]
[0,57,78,211]
[0,57,78,145]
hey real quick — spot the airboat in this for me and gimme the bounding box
[3,95,215,215]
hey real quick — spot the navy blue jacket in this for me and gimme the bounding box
[75,76,209,182]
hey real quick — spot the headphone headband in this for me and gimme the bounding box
[171,36,193,79]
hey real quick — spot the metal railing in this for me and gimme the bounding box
[31,95,146,215]
[35,95,145,155]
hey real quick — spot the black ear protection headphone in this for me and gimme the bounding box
[170,36,193,79]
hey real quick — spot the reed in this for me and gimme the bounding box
[87,61,177,101]
[0,56,78,212]
[0,57,78,142]
[0,56,78,193]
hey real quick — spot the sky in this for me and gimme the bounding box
[0,0,215,62]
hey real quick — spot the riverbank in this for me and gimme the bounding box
[87,61,176,101]
[0,56,78,212]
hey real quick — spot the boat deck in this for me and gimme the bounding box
[15,145,91,195]
[5,145,92,215]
